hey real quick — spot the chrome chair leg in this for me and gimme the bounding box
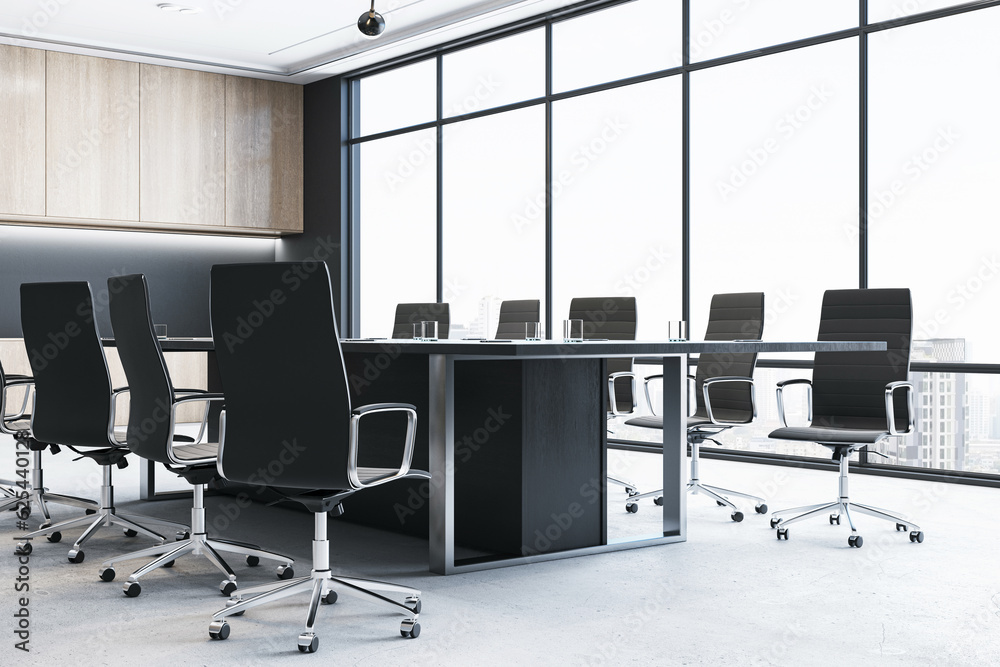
[98,484,292,597]
[209,512,421,651]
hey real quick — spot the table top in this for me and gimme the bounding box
[115,337,886,357]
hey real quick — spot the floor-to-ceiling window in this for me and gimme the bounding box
[347,0,1000,482]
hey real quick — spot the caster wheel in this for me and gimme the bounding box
[653,497,663,506]
[16,506,30,520]
[731,511,744,522]
[123,529,138,537]
[220,580,238,596]
[829,514,841,525]
[322,591,338,605]
[910,531,924,543]
[209,620,230,640]
[770,518,781,529]
[225,598,245,616]
[755,503,768,515]
[400,620,420,639]
[162,559,175,568]
[896,523,908,532]
[14,542,32,556]
[176,531,190,541]
[716,501,726,507]
[625,487,637,497]
[68,549,85,563]
[298,633,319,653]
[405,596,421,614]
[277,564,294,580]
[85,508,97,515]
[99,567,116,582]
[123,581,141,597]
[625,503,638,514]
[848,535,863,548]
[47,531,62,543]
[245,555,260,567]
[776,528,789,541]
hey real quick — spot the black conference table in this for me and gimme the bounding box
[138,337,885,575]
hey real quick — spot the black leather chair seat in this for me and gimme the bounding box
[769,426,890,446]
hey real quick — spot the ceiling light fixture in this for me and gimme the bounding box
[357,1,386,38]
[157,3,202,14]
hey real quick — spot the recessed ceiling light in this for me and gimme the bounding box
[157,3,202,14]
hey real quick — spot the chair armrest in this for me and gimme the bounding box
[702,376,756,425]
[166,394,226,466]
[885,381,915,436]
[108,387,131,445]
[2,378,33,421]
[608,371,637,416]
[349,402,418,489]
[641,374,664,416]
[775,378,812,428]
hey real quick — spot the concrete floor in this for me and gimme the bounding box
[2,435,1000,666]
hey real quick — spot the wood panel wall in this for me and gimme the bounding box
[0,46,46,216]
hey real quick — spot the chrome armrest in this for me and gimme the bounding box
[702,376,756,425]
[173,388,216,444]
[642,374,664,416]
[775,378,812,428]
[108,387,131,445]
[348,402,418,490]
[2,377,33,421]
[640,373,697,416]
[608,371,637,416]
[885,381,915,436]
[165,394,226,466]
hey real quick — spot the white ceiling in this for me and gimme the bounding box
[0,0,580,84]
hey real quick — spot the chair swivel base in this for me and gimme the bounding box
[13,464,188,563]
[209,512,421,653]
[98,485,293,597]
[625,439,766,520]
[0,447,99,524]
[769,455,924,548]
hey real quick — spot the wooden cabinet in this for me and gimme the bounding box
[0,45,45,216]
[140,65,226,227]
[225,77,304,233]
[0,46,304,237]
[46,52,140,221]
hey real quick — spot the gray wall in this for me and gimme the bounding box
[0,224,275,338]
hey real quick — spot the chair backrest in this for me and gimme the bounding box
[20,281,114,448]
[495,299,540,339]
[691,292,765,422]
[811,288,912,431]
[392,302,450,339]
[108,274,176,463]
[568,296,637,413]
[210,262,354,490]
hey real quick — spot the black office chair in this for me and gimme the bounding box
[625,292,767,521]
[495,299,540,339]
[768,288,923,548]
[14,281,188,563]
[207,262,428,653]
[568,296,639,495]
[96,274,294,597]
[392,302,450,339]
[1,361,99,523]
